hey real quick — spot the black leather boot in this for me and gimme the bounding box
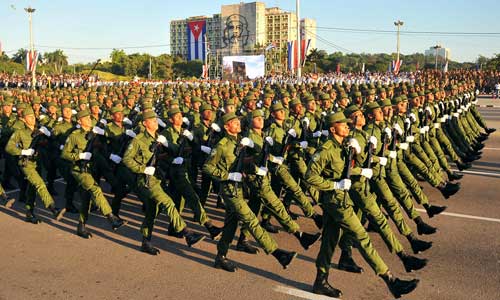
[380,271,419,298]
[141,236,160,255]
[294,231,321,250]
[424,204,447,218]
[77,221,92,239]
[236,234,259,254]
[107,213,126,230]
[415,217,437,235]
[337,249,364,273]
[398,251,428,272]
[214,254,237,272]
[312,270,342,297]
[407,234,433,254]
[272,248,297,269]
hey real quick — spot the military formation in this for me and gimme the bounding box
[0,70,495,299]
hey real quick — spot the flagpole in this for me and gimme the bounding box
[394,20,403,63]
[25,6,36,90]
[296,0,301,79]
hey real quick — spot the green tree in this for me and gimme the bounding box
[43,49,68,73]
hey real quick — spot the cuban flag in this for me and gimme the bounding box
[287,39,312,71]
[26,50,39,72]
[392,59,402,74]
[187,20,206,62]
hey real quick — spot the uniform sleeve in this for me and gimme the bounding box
[5,130,22,156]
[305,151,335,191]
[203,143,228,181]
[123,138,145,174]
[61,133,81,162]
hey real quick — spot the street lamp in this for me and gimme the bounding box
[433,44,442,70]
[24,6,36,89]
[394,20,404,63]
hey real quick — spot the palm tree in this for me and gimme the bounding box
[44,49,68,73]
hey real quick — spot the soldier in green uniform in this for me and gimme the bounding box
[306,111,419,299]
[204,112,298,272]
[61,109,125,238]
[123,110,205,255]
[5,107,66,223]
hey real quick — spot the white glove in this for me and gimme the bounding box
[406,135,415,143]
[211,122,221,132]
[301,117,310,128]
[368,136,378,148]
[287,128,297,138]
[172,157,184,165]
[227,172,242,182]
[361,168,373,179]
[182,117,190,127]
[399,142,409,151]
[256,166,268,176]
[182,129,194,141]
[134,106,141,112]
[21,149,35,156]
[126,129,137,138]
[312,131,322,138]
[156,135,168,147]
[59,145,64,151]
[240,137,255,148]
[299,141,308,149]
[270,155,284,165]
[79,152,92,160]
[419,127,426,134]
[404,118,411,125]
[409,113,417,122]
[157,117,166,128]
[393,123,403,135]
[201,145,211,154]
[265,136,274,146]
[92,126,105,135]
[348,138,361,154]
[378,156,388,166]
[144,166,155,175]
[453,112,459,118]
[425,106,432,115]
[433,123,441,129]
[39,126,51,137]
[109,154,122,164]
[334,179,351,191]
[389,150,397,159]
[123,117,133,126]
[100,119,107,125]
[71,109,77,115]
[57,117,63,122]
[322,130,329,136]
[423,125,430,132]
[39,114,47,120]
[384,127,392,137]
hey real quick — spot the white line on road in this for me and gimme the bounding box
[454,169,500,178]
[483,147,500,151]
[274,285,340,300]
[415,209,500,223]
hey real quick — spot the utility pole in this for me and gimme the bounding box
[25,6,36,89]
[148,56,152,80]
[296,0,301,79]
[433,44,441,70]
[394,20,404,62]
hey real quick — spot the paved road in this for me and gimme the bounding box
[0,101,499,300]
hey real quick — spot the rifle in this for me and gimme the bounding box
[81,59,101,87]
[230,141,246,197]
[78,120,107,172]
[364,120,376,195]
[145,139,163,188]
[20,125,47,166]
[343,115,358,203]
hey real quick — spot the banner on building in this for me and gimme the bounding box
[222,55,265,80]
[187,20,207,62]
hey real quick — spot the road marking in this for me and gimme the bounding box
[452,169,500,178]
[274,285,340,300]
[483,147,500,151]
[415,209,500,223]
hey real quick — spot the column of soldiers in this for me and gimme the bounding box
[0,73,495,299]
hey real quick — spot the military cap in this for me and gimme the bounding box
[47,101,57,108]
[200,103,213,112]
[270,102,285,112]
[33,96,42,104]
[76,109,90,119]
[17,102,28,110]
[222,112,238,124]
[251,109,264,118]
[142,110,156,120]
[142,102,153,110]
[344,104,360,117]
[408,92,419,99]
[365,102,381,114]
[243,94,256,103]
[61,104,72,110]
[22,107,35,117]
[353,91,362,97]
[326,112,352,125]
[368,89,376,95]
[391,96,403,105]
[224,99,235,106]
[2,97,14,105]
[192,96,202,103]
[167,107,181,118]
[320,93,330,101]
[89,101,99,107]
[110,106,123,114]
[289,98,302,108]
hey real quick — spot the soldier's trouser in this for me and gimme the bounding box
[0,183,4,195]
[471,106,488,129]
[403,151,442,187]
[245,175,300,234]
[169,166,209,226]
[426,132,452,173]
[435,127,462,161]
[385,159,420,220]
[110,164,135,216]
[372,177,413,236]
[341,180,404,254]
[412,140,441,175]
[137,176,186,238]
[316,199,389,275]
[21,163,55,210]
[271,164,315,217]
[217,182,278,257]
[72,170,112,223]
[397,159,431,207]
[288,156,320,203]
[58,159,77,208]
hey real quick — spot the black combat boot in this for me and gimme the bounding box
[397,251,428,272]
[236,233,259,254]
[337,249,364,273]
[438,182,460,199]
[407,234,433,254]
[106,213,127,230]
[272,248,297,269]
[77,221,92,239]
[48,204,66,221]
[424,203,447,218]
[167,223,184,238]
[182,229,205,247]
[380,271,419,298]
[0,193,15,208]
[455,160,472,170]
[214,254,238,272]
[25,209,41,224]
[486,127,496,134]
[204,222,223,240]
[415,217,437,235]
[447,170,463,181]
[312,270,342,298]
[141,236,160,255]
[294,231,321,250]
